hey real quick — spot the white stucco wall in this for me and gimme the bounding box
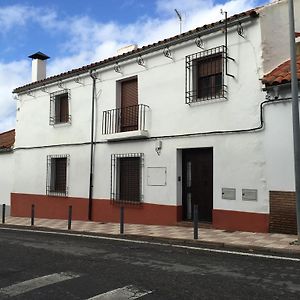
[16,4,298,216]
[0,152,14,210]
[260,0,300,74]
[264,87,299,192]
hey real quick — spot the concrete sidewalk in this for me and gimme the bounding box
[2,216,300,255]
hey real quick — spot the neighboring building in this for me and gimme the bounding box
[8,0,300,233]
[262,55,300,234]
[0,129,15,214]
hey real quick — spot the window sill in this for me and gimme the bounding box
[104,130,149,141]
[46,192,68,197]
[187,96,227,106]
[52,122,71,128]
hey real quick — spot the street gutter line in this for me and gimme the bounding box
[1,227,300,262]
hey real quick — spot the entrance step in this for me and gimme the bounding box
[176,221,213,229]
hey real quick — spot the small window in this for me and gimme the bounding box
[50,90,71,125]
[46,154,69,196]
[111,153,143,203]
[186,46,226,104]
[196,54,222,99]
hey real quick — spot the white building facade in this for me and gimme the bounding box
[10,0,300,233]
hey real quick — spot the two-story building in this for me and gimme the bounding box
[8,0,300,233]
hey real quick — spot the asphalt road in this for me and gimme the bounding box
[0,228,299,299]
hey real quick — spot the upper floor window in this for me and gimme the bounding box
[186,46,227,104]
[120,77,138,132]
[50,89,71,125]
[46,154,69,196]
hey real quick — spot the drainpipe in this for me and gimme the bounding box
[88,71,97,221]
[288,0,300,243]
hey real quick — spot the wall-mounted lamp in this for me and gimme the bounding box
[155,140,162,156]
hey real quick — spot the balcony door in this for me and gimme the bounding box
[121,78,138,132]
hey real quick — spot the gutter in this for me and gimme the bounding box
[0,148,13,153]
[13,13,258,94]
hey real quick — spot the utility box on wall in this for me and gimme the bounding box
[147,167,167,186]
[222,188,236,200]
[242,189,258,201]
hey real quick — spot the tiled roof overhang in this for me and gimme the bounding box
[13,10,258,94]
[262,56,300,86]
[0,129,15,152]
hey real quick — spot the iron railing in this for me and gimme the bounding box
[46,154,69,197]
[111,153,144,204]
[49,89,71,125]
[185,46,228,104]
[102,104,149,135]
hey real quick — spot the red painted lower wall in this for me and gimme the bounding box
[11,193,270,232]
[11,193,182,226]
[213,209,270,233]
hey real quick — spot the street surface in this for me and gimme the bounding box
[0,228,299,299]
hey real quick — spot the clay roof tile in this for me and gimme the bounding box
[0,129,15,150]
[262,56,300,86]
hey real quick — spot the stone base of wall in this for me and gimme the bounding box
[270,191,297,234]
[11,193,182,226]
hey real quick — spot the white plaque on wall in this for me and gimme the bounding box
[147,167,167,186]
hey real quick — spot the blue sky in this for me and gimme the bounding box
[0,0,268,132]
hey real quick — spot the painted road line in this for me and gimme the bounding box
[1,227,300,262]
[0,272,80,297]
[87,285,152,299]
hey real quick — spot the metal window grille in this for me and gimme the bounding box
[50,89,71,125]
[46,154,69,196]
[111,153,144,204]
[185,46,227,104]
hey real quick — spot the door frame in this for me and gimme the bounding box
[181,147,213,222]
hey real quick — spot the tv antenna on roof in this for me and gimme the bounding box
[174,9,182,34]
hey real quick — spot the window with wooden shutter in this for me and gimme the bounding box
[50,89,71,125]
[185,46,227,104]
[46,154,69,196]
[120,78,138,132]
[111,153,143,203]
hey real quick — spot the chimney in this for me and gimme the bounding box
[117,44,138,56]
[28,51,50,82]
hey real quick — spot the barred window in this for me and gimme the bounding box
[111,153,144,203]
[50,89,71,125]
[46,154,69,196]
[186,46,227,104]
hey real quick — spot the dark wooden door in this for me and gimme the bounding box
[182,148,213,222]
[121,78,138,132]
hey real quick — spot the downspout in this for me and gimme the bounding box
[88,71,97,221]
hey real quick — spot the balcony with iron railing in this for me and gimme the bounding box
[102,104,150,141]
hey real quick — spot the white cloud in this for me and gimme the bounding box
[0,60,30,132]
[0,0,269,132]
[156,0,214,15]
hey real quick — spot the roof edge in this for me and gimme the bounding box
[13,10,259,94]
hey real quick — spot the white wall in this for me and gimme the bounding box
[264,88,298,192]
[13,9,273,215]
[0,152,14,209]
[260,0,300,74]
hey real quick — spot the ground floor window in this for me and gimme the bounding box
[46,154,69,196]
[111,153,144,203]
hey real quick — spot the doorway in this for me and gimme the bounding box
[182,148,213,222]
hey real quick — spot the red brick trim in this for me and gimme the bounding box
[11,193,182,226]
[213,209,269,233]
[269,191,297,234]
